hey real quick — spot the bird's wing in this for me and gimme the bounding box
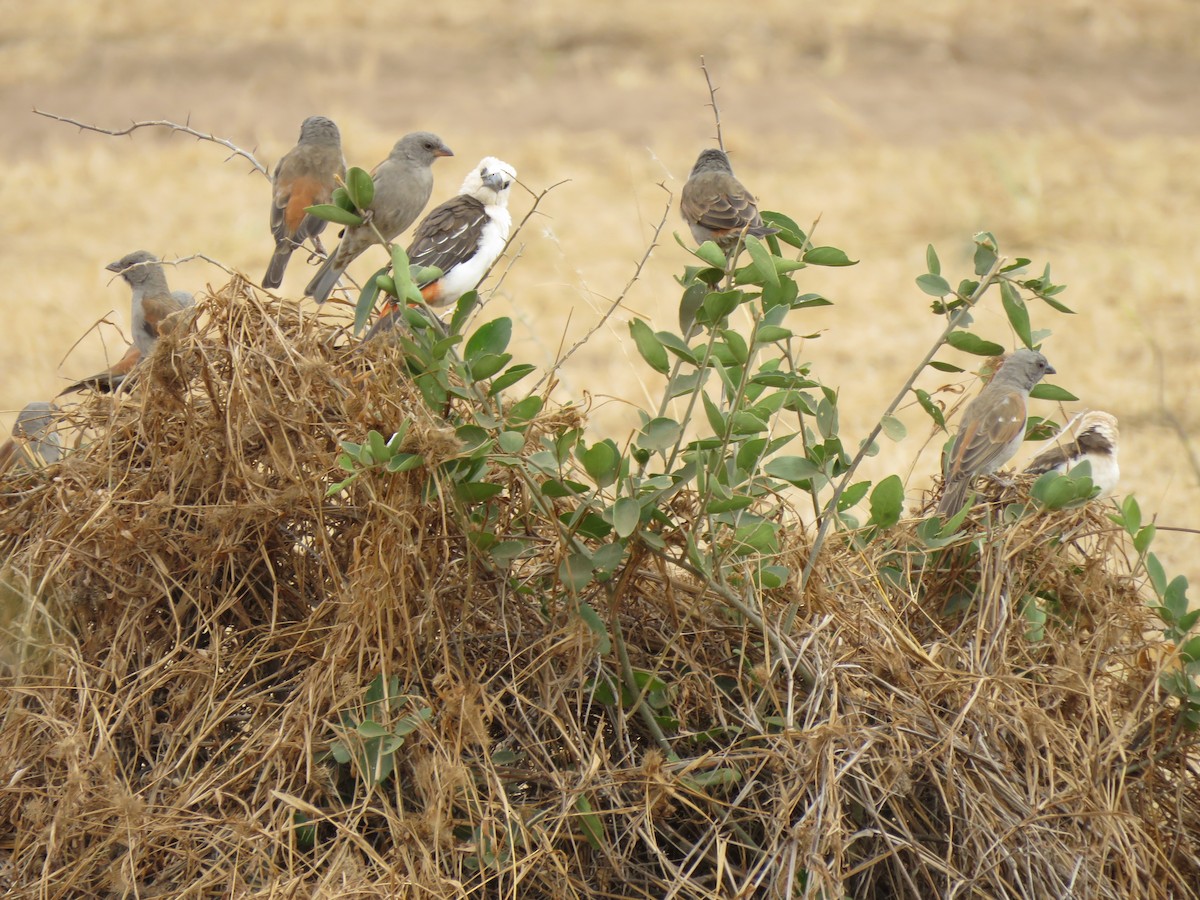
[1024,439,1080,475]
[681,174,761,233]
[407,196,489,281]
[950,388,1027,475]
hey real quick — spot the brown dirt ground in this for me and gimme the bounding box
[2,0,1199,581]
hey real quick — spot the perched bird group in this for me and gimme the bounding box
[935,351,1120,516]
[0,125,1121,515]
[1,116,521,474]
[676,147,1122,514]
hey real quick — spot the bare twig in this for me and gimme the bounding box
[32,108,268,178]
[700,56,724,153]
[533,184,671,391]
[1150,339,1200,485]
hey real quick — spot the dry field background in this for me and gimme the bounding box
[2,0,1199,580]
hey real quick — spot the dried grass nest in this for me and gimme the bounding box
[0,281,1197,898]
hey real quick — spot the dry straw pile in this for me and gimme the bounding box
[1,281,1198,898]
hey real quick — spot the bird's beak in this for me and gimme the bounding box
[436,145,454,158]
[483,171,509,191]
[1046,363,1057,375]
[105,260,123,273]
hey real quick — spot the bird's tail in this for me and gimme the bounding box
[750,223,781,238]
[304,254,343,304]
[262,241,296,289]
[936,478,972,518]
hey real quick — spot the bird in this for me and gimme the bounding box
[263,115,346,289]
[1023,410,1120,496]
[680,148,779,253]
[60,251,193,395]
[936,349,1056,516]
[304,132,454,303]
[365,156,517,340]
[0,401,62,475]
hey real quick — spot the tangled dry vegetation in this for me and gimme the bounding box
[0,282,1198,898]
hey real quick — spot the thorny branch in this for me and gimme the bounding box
[535,184,671,392]
[33,109,269,178]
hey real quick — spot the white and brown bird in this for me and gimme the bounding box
[365,157,517,340]
[1023,410,1120,496]
[263,115,346,289]
[936,349,1056,516]
[60,251,193,395]
[680,148,778,253]
[0,401,62,475]
[305,131,453,303]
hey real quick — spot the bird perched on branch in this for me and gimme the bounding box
[305,132,453,304]
[365,156,517,340]
[60,251,193,394]
[936,349,1056,516]
[263,115,346,289]
[680,148,778,253]
[1024,410,1120,496]
[0,401,62,475]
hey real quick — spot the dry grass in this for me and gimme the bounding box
[2,0,1197,582]
[2,4,1200,894]
[0,284,1197,897]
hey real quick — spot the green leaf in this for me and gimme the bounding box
[744,236,780,288]
[928,360,964,373]
[755,325,793,344]
[630,319,670,373]
[468,352,512,381]
[488,363,537,395]
[612,498,641,538]
[803,246,857,267]
[637,417,683,452]
[574,794,606,850]
[576,600,611,653]
[304,204,364,227]
[1134,524,1156,556]
[579,440,620,487]
[916,273,952,297]
[345,166,375,210]
[973,232,998,275]
[386,452,423,473]
[913,388,945,429]
[880,415,907,441]
[465,317,513,359]
[815,397,838,439]
[1000,282,1033,348]
[765,455,822,485]
[1146,553,1167,598]
[678,282,707,335]
[352,266,387,334]
[867,475,904,528]
[489,540,529,565]
[731,521,780,556]
[723,330,750,366]
[926,244,941,276]
[389,243,421,306]
[507,396,543,425]
[1029,384,1078,402]
[497,431,525,454]
[945,332,1005,357]
[560,552,595,593]
[694,240,728,268]
[698,290,742,326]
[701,392,726,436]
[456,482,505,504]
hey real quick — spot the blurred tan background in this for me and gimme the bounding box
[3,0,1198,581]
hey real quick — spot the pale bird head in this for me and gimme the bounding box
[462,157,517,206]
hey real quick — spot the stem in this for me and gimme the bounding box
[786,256,1008,630]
